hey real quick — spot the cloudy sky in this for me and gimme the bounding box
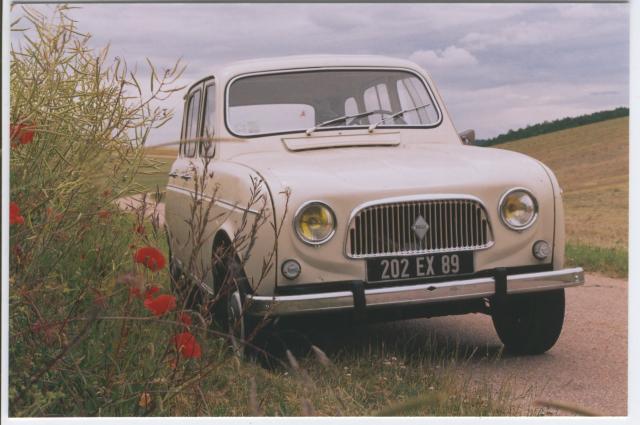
[15,3,629,145]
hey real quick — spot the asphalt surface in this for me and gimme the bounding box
[299,273,628,416]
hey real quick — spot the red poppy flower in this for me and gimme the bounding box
[144,285,160,299]
[180,312,192,326]
[174,331,202,358]
[144,294,176,316]
[10,202,25,225]
[134,247,166,271]
[10,123,35,147]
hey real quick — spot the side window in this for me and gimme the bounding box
[363,83,391,124]
[201,84,216,157]
[184,90,201,157]
[179,98,188,156]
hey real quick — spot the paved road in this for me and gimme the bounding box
[304,273,627,416]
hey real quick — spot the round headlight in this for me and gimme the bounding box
[499,189,538,230]
[294,201,336,244]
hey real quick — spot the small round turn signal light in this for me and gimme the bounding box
[532,240,551,260]
[281,259,301,280]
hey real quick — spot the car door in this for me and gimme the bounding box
[189,80,218,287]
[166,86,202,268]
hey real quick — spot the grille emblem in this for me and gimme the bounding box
[411,215,430,239]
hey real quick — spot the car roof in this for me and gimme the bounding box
[185,54,427,95]
[218,54,423,74]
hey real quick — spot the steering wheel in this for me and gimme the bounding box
[347,109,405,126]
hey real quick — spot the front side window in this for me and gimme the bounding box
[227,69,439,137]
[183,90,201,157]
[201,84,216,157]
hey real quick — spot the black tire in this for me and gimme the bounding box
[491,289,565,355]
[211,241,264,358]
[166,231,201,310]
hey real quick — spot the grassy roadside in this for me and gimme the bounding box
[171,344,528,416]
[565,243,627,278]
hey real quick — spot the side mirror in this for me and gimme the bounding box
[459,129,475,145]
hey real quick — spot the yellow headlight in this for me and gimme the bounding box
[500,189,538,230]
[295,202,336,244]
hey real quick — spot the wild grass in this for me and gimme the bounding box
[169,342,525,416]
[565,243,627,278]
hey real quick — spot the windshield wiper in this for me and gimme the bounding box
[305,110,378,136]
[367,103,432,133]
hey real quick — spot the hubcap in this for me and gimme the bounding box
[227,290,245,356]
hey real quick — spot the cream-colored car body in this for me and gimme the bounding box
[164,55,581,317]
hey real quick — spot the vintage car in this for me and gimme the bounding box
[165,55,584,355]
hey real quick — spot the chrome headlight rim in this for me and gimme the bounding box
[498,187,539,231]
[293,200,337,245]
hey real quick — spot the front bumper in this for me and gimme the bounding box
[246,267,584,317]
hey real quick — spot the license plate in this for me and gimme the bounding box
[366,252,474,283]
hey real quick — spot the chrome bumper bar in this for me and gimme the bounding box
[246,268,584,317]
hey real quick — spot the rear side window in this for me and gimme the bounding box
[183,90,201,157]
[396,77,438,125]
[201,84,216,157]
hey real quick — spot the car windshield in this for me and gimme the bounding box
[226,69,440,137]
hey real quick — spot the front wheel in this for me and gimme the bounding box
[166,231,201,310]
[491,289,565,355]
[212,243,262,358]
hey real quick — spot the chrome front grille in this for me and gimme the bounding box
[347,197,494,258]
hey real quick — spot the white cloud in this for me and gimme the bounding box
[459,4,628,51]
[11,3,629,142]
[460,21,567,51]
[409,46,478,70]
